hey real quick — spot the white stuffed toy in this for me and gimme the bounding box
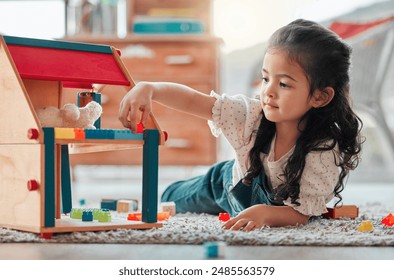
[36,101,103,129]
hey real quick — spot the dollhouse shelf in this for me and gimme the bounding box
[0,35,165,236]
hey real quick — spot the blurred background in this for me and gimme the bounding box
[1,0,393,207]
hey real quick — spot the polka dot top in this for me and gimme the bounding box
[208,91,340,216]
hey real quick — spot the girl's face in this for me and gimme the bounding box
[259,49,313,126]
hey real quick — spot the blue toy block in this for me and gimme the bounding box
[82,210,93,221]
[101,199,118,211]
[84,129,115,139]
[204,242,226,258]
[113,129,144,140]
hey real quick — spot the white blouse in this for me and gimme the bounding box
[208,91,340,216]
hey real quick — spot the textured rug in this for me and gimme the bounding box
[1,203,393,246]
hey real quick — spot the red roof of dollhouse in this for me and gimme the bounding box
[4,35,130,89]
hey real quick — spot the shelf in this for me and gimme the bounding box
[64,34,222,44]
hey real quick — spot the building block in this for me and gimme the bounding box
[101,199,118,211]
[160,202,176,216]
[113,129,144,140]
[157,212,170,221]
[381,213,394,226]
[117,199,138,213]
[357,220,373,232]
[218,213,231,222]
[127,212,142,221]
[54,128,75,139]
[127,211,170,221]
[322,205,359,219]
[137,122,144,133]
[70,208,83,219]
[74,128,85,139]
[82,210,93,222]
[97,211,111,222]
[204,242,226,258]
[40,233,53,239]
[84,128,115,139]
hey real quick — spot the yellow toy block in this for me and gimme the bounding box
[357,220,373,232]
[54,128,75,139]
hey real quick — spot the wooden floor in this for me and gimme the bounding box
[1,166,394,260]
[1,243,394,260]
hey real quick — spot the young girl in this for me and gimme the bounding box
[118,19,363,231]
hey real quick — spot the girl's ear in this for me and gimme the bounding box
[311,87,334,108]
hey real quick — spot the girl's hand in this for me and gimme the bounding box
[118,82,153,132]
[222,204,309,231]
[223,205,268,231]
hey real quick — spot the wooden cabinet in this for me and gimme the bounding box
[64,0,221,166]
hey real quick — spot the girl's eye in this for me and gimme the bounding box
[261,77,268,83]
[279,82,288,88]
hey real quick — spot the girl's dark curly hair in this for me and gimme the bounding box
[244,19,363,207]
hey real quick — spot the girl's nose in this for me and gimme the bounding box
[262,83,275,98]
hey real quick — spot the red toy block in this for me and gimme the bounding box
[137,122,144,133]
[381,213,394,226]
[219,212,230,222]
[40,233,53,239]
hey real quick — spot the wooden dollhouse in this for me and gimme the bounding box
[0,35,166,237]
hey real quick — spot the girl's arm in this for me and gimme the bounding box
[118,81,216,131]
[223,204,309,231]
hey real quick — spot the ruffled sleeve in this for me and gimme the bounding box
[208,91,262,150]
[283,149,340,216]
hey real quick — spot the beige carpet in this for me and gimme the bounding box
[1,203,393,246]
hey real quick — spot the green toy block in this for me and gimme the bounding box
[70,208,83,219]
[97,211,112,223]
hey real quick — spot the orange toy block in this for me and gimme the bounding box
[127,212,142,221]
[127,212,170,221]
[74,128,85,139]
[322,205,359,219]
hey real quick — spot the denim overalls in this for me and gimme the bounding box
[161,158,284,216]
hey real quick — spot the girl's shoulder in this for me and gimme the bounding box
[305,141,340,172]
[210,91,260,108]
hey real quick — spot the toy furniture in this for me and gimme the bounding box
[0,35,166,237]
